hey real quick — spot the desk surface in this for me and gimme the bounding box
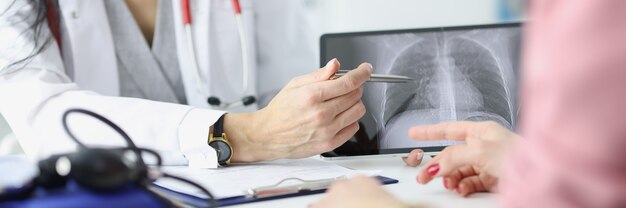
[230,156,496,208]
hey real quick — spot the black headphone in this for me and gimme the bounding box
[8,109,217,207]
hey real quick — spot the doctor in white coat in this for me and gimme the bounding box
[0,0,372,168]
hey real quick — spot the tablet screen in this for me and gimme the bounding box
[320,23,522,157]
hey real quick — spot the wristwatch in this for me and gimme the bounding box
[208,114,233,166]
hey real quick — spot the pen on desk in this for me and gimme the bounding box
[246,176,347,198]
[333,70,413,83]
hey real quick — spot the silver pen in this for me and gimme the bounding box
[246,176,347,198]
[333,70,413,83]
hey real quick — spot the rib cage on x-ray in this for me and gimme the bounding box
[322,27,520,150]
[383,36,512,127]
[380,31,518,148]
[449,37,512,125]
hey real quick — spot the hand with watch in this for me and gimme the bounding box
[210,59,372,164]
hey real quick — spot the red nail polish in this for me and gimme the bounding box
[443,179,449,189]
[426,164,440,177]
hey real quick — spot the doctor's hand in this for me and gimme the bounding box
[225,59,372,162]
[411,121,519,197]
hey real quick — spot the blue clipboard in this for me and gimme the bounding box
[2,181,165,208]
[152,175,398,207]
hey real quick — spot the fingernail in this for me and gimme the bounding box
[415,151,423,160]
[365,63,373,72]
[443,179,449,189]
[456,187,462,194]
[325,58,337,69]
[426,164,440,177]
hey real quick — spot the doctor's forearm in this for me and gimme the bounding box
[223,106,342,163]
[223,112,281,162]
[223,106,338,163]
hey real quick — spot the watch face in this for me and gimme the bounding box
[209,140,232,161]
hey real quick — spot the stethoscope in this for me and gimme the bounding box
[181,0,256,109]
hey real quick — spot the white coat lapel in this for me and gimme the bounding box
[58,0,119,96]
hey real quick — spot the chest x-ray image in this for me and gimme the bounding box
[321,24,521,157]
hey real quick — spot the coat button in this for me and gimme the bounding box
[71,11,79,19]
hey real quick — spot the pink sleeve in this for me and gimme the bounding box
[501,1,626,207]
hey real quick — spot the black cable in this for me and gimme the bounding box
[62,109,147,175]
[62,108,218,208]
[110,147,163,167]
[162,173,218,208]
[62,109,137,148]
[134,147,163,167]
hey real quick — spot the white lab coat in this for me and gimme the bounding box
[0,0,318,168]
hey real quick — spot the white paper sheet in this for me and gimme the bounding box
[153,158,380,199]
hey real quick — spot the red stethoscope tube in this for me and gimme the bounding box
[181,0,192,25]
[182,0,241,25]
[231,0,242,14]
[180,0,253,109]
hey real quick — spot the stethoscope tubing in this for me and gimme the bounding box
[181,0,251,109]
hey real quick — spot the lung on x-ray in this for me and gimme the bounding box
[321,24,521,155]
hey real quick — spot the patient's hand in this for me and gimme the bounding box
[410,121,519,197]
[439,165,499,197]
[402,149,425,167]
[310,175,418,208]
